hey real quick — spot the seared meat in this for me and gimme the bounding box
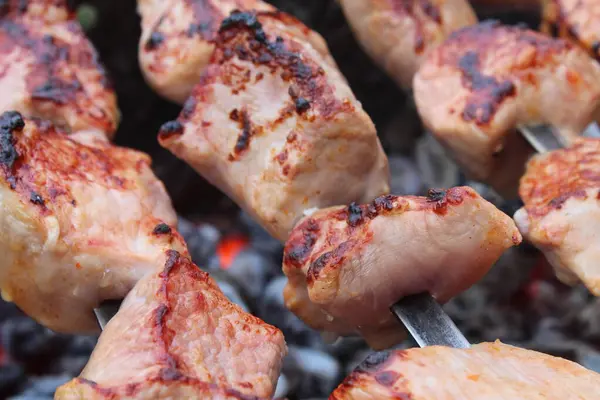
[56,250,286,400]
[0,0,119,137]
[0,112,185,333]
[330,341,600,399]
[515,138,600,295]
[159,11,389,242]
[542,0,600,61]
[138,0,334,104]
[414,21,600,196]
[282,187,521,349]
[338,0,477,89]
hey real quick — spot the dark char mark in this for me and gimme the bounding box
[284,218,320,267]
[153,223,172,235]
[0,111,25,170]
[347,202,364,227]
[426,188,446,202]
[145,32,165,51]
[457,51,516,125]
[29,191,44,206]
[158,120,184,140]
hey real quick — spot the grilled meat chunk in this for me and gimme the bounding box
[414,21,600,196]
[159,11,389,242]
[0,0,119,137]
[515,138,600,295]
[0,112,184,333]
[138,0,334,104]
[338,0,477,89]
[282,187,521,349]
[331,341,600,399]
[542,0,600,61]
[56,250,286,400]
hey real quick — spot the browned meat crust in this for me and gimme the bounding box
[542,0,600,61]
[520,137,600,219]
[56,250,286,400]
[0,0,118,136]
[159,10,388,241]
[330,342,600,399]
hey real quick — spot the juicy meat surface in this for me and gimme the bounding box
[414,21,600,196]
[542,0,600,61]
[0,112,185,333]
[0,0,119,138]
[515,138,600,295]
[159,11,389,242]
[137,0,334,104]
[338,0,477,89]
[282,187,521,349]
[55,250,286,400]
[330,341,600,399]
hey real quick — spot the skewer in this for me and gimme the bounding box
[93,300,122,330]
[391,293,470,348]
[390,123,576,348]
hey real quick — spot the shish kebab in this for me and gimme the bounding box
[136,0,524,349]
[413,20,600,296]
[0,2,288,398]
[13,1,587,398]
[0,0,193,333]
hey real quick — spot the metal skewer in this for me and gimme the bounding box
[391,293,470,348]
[94,123,599,333]
[390,122,586,348]
[93,300,121,330]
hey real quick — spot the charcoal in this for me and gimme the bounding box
[388,156,423,195]
[285,346,342,399]
[49,355,89,377]
[220,249,278,300]
[0,301,22,323]
[273,374,290,399]
[239,211,283,261]
[582,353,600,374]
[10,375,71,399]
[1,318,70,372]
[178,218,221,266]
[213,278,250,313]
[0,364,26,398]
[415,133,460,189]
[257,277,325,349]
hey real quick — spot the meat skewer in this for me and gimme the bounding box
[282,187,521,349]
[413,20,600,196]
[337,0,477,90]
[514,137,600,295]
[150,3,489,348]
[0,111,188,333]
[56,250,286,399]
[330,341,600,399]
[0,1,191,333]
[542,0,600,61]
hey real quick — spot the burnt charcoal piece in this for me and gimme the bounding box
[1,317,70,372]
[257,277,324,350]
[285,346,342,398]
[177,218,220,266]
[239,211,283,260]
[13,375,71,399]
[0,364,26,398]
[222,249,278,299]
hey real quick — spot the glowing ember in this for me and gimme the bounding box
[216,235,250,269]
